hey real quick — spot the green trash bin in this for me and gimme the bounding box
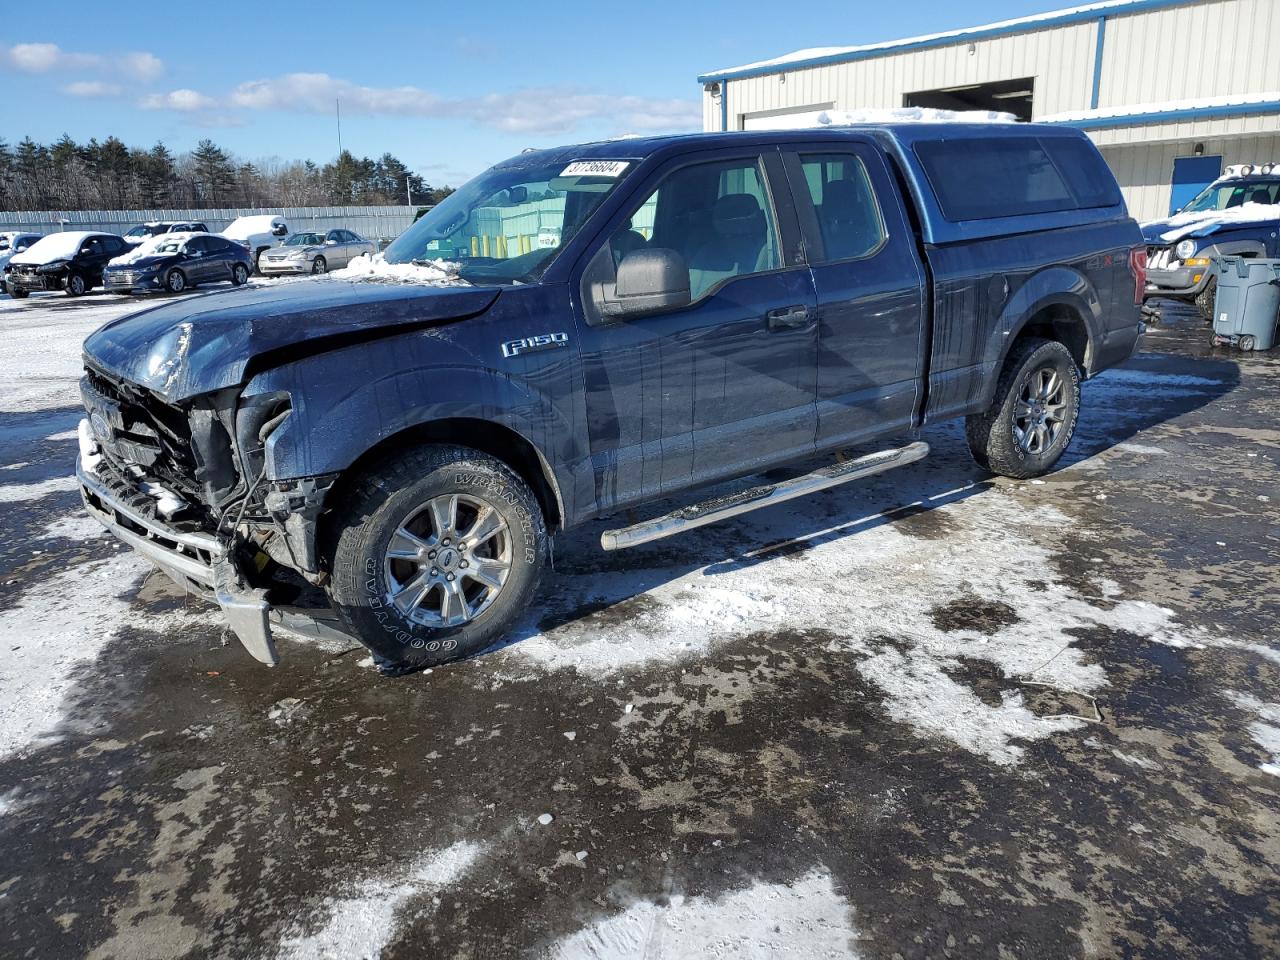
[1212,256,1280,351]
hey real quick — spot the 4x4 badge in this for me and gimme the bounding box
[501,332,569,358]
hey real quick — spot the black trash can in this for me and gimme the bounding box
[1212,256,1280,351]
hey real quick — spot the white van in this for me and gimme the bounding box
[221,215,290,273]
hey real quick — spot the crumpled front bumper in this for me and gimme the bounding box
[76,421,350,665]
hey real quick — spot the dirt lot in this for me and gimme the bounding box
[0,288,1277,960]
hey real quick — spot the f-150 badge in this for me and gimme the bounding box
[501,333,569,358]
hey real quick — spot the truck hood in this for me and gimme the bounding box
[83,279,500,403]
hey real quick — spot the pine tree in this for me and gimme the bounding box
[191,139,235,207]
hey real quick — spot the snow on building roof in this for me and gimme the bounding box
[1039,91,1280,127]
[752,107,1018,130]
[700,0,1188,81]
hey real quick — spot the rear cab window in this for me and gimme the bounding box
[914,135,1121,222]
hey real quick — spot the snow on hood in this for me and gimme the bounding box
[9,232,97,266]
[1146,201,1280,244]
[330,253,468,286]
[756,107,1017,130]
[108,232,199,266]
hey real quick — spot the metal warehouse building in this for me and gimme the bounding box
[697,0,1280,221]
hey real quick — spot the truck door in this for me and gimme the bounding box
[781,143,928,448]
[573,149,818,513]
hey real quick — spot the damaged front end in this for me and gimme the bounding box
[77,364,345,664]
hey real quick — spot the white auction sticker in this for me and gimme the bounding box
[560,160,630,178]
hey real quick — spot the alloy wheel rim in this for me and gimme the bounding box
[1013,366,1067,455]
[169,272,183,291]
[382,493,512,628]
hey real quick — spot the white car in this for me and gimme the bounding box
[0,232,42,293]
[220,215,290,273]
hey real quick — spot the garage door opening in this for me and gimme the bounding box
[904,78,1034,121]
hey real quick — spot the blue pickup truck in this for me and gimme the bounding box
[1143,163,1280,319]
[76,124,1145,671]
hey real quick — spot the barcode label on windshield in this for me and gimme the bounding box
[560,160,630,178]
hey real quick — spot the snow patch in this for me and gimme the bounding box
[329,253,467,286]
[553,869,860,959]
[1227,692,1280,779]
[39,512,108,541]
[0,475,77,503]
[275,841,483,960]
[0,553,159,758]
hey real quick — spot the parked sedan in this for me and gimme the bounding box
[258,229,375,276]
[5,231,129,297]
[103,233,254,294]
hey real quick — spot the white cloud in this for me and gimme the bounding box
[63,80,122,98]
[198,72,699,135]
[2,42,163,78]
[140,88,218,112]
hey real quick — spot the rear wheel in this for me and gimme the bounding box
[966,337,1080,479]
[327,444,547,672]
[1195,277,1216,323]
[65,273,86,297]
[231,263,249,286]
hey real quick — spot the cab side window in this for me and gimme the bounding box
[798,153,886,262]
[609,157,781,301]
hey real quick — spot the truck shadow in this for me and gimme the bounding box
[517,347,1241,642]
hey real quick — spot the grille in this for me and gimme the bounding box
[107,271,139,285]
[1147,246,1177,270]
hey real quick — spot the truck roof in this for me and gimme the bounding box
[506,123,1130,246]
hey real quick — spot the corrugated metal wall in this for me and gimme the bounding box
[1100,132,1280,221]
[1099,0,1279,108]
[0,205,423,241]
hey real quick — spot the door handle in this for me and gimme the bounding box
[766,305,812,330]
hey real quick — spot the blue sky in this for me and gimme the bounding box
[2,0,1061,187]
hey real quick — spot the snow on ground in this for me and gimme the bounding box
[553,869,860,960]
[0,475,78,502]
[0,551,158,757]
[1227,692,1280,778]
[275,841,484,960]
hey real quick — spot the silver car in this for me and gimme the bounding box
[258,228,376,276]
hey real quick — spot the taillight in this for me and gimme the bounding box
[1129,246,1148,304]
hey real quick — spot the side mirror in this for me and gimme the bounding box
[325,238,337,245]
[598,248,691,318]
[272,225,288,237]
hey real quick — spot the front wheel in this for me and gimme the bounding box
[165,269,186,293]
[10,288,28,299]
[65,273,86,296]
[311,256,327,275]
[327,444,547,672]
[965,337,1081,480]
[1195,277,1216,323]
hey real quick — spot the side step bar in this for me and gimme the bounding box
[600,441,930,551]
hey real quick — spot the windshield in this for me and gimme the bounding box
[286,232,324,246]
[126,225,162,238]
[383,157,634,284]
[1181,178,1280,213]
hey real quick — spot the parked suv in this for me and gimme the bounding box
[123,221,210,247]
[77,125,1144,672]
[104,232,254,294]
[1143,162,1280,319]
[6,231,129,297]
[258,229,377,276]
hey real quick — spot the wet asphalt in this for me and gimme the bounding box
[0,299,1277,959]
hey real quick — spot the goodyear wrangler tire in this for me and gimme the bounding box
[328,444,546,671]
[1195,277,1216,323]
[965,337,1080,480]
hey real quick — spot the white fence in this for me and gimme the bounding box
[0,205,425,243]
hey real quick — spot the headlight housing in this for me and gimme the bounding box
[1175,239,1198,260]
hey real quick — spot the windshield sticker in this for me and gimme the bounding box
[560,160,630,178]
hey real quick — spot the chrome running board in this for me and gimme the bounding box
[600,441,930,551]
